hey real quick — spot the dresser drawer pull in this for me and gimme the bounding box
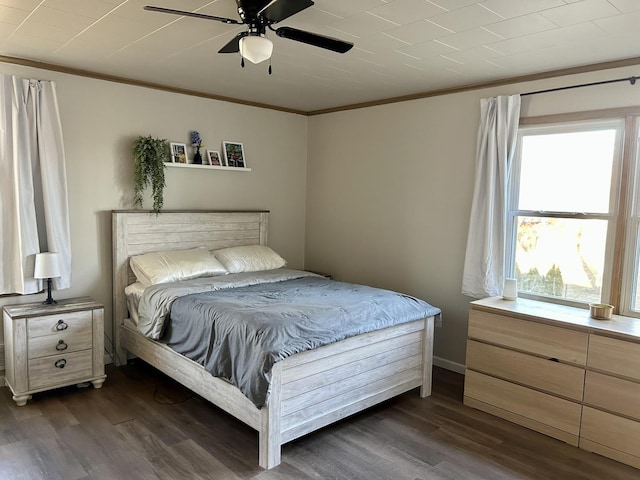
[56,340,68,351]
[549,357,559,362]
[55,320,69,331]
[54,359,67,369]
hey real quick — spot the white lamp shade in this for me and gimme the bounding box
[34,252,62,279]
[240,35,273,64]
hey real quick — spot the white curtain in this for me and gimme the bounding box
[0,75,71,295]
[462,94,521,298]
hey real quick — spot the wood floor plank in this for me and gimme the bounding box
[77,448,162,480]
[169,439,244,480]
[0,363,639,479]
[36,396,80,430]
[0,441,50,480]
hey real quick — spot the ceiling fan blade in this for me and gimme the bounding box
[144,5,241,24]
[259,0,314,24]
[275,27,353,53]
[218,32,249,53]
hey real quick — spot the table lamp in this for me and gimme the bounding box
[34,252,61,305]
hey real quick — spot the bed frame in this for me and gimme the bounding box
[112,210,435,469]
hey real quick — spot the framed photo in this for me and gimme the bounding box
[222,141,246,168]
[206,150,223,166]
[170,142,188,164]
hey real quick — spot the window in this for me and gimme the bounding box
[506,119,625,308]
[622,120,640,317]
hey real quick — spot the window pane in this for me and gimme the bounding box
[518,130,617,213]
[514,216,607,303]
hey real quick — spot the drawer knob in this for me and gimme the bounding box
[55,320,68,331]
[56,340,68,351]
[54,359,67,369]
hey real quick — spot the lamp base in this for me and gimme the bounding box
[42,278,57,305]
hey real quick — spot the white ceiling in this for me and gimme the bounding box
[1,0,640,113]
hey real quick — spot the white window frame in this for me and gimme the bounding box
[620,119,640,317]
[506,118,625,308]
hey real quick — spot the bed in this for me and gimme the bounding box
[112,210,438,469]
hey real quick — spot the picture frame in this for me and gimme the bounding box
[222,141,246,168]
[170,142,188,164]
[206,150,223,167]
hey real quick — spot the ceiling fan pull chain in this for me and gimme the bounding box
[268,59,272,75]
[241,57,245,68]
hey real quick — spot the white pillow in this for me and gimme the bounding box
[213,245,286,273]
[130,247,227,286]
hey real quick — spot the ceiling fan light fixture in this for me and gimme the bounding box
[239,35,273,64]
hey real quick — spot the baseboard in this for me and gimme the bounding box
[433,356,466,375]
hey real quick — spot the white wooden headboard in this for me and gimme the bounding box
[111,210,269,365]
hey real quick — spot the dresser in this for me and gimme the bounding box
[3,297,107,406]
[464,297,640,469]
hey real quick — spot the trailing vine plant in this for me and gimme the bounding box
[132,135,170,214]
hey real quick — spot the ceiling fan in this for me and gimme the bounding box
[144,1,354,72]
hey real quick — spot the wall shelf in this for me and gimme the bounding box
[165,162,251,172]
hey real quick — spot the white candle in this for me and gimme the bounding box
[503,278,517,300]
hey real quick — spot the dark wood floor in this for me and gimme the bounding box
[0,363,638,480]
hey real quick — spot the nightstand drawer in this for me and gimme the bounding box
[468,310,588,365]
[28,328,92,359]
[587,335,640,381]
[466,340,585,401]
[27,310,92,338]
[28,349,93,390]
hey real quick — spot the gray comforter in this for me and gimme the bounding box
[150,270,440,407]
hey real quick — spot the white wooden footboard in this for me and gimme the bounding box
[278,318,429,444]
[261,316,434,468]
[119,316,434,469]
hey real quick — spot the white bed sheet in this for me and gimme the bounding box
[124,281,146,326]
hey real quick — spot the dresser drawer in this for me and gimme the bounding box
[28,349,93,390]
[28,328,92,359]
[464,370,582,438]
[468,309,588,365]
[466,340,585,401]
[587,335,640,381]
[584,371,640,421]
[580,406,640,465]
[27,311,92,338]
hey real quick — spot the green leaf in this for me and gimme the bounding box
[132,135,169,214]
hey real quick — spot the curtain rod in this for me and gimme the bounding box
[521,75,638,97]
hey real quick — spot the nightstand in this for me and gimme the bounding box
[306,270,332,279]
[3,297,107,406]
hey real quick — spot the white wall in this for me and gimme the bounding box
[306,65,640,370]
[3,60,640,372]
[0,63,309,351]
